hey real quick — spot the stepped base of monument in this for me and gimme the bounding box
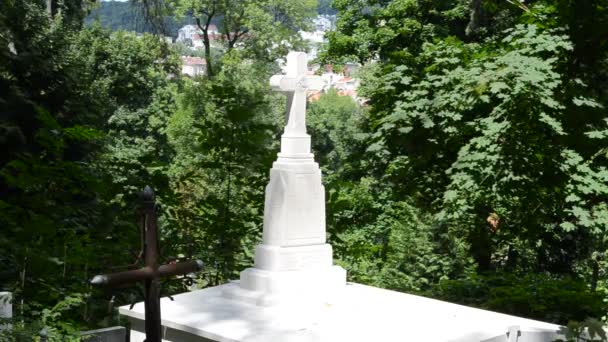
[222,265,347,306]
[253,243,334,271]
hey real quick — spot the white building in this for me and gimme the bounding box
[299,30,326,60]
[177,24,219,47]
[334,76,358,92]
[320,68,339,89]
[334,75,365,104]
[176,25,199,43]
[313,15,335,32]
[191,35,205,49]
[181,56,206,77]
[298,15,335,61]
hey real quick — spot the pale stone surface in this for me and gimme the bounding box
[0,292,12,333]
[121,282,561,342]
[270,51,324,141]
[0,292,11,319]
[222,51,346,306]
[481,325,562,342]
[81,326,126,342]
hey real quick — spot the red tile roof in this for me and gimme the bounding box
[192,33,224,41]
[307,90,323,102]
[338,89,357,97]
[182,57,207,65]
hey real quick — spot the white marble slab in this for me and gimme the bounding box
[120,282,561,342]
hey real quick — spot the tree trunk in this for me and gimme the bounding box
[46,0,53,17]
[196,17,214,77]
[471,208,493,272]
[591,259,599,291]
[227,30,246,50]
[465,0,482,37]
[505,244,517,271]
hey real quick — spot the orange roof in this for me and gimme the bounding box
[182,56,206,65]
[307,90,323,102]
[338,89,357,97]
[192,33,224,41]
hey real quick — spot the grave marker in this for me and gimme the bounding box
[222,51,346,306]
[90,186,203,342]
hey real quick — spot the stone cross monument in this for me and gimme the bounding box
[119,51,564,342]
[223,51,346,306]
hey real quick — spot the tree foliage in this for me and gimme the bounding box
[85,1,193,38]
[2,0,608,337]
[165,54,284,284]
[0,1,184,338]
[323,0,608,323]
[1,0,115,339]
[170,0,317,75]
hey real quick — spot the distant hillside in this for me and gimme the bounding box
[318,0,337,15]
[86,0,336,37]
[85,1,193,38]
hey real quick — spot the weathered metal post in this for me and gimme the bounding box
[142,186,162,342]
[91,186,203,342]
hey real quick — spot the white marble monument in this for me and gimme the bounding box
[120,52,564,342]
[222,51,346,307]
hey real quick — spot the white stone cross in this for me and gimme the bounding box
[270,52,324,137]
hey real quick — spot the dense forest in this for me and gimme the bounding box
[1,0,607,340]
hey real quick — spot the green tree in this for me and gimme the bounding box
[85,1,194,38]
[74,26,180,203]
[1,0,113,338]
[308,89,362,177]
[325,0,608,321]
[0,2,187,337]
[170,0,317,76]
[166,54,284,284]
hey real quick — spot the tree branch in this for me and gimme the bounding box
[195,9,216,77]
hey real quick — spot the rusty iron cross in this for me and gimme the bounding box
[91,186,203,342]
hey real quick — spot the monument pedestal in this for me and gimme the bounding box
[223,98,347,305]
[222,266,346,307]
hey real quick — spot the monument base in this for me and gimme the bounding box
[120,283,563,342]
[222,265,346,307]
[216,243,346,306]
[253,244,334,271]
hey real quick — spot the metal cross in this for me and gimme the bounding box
[270,52,325,137]
[90,186,203,342]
